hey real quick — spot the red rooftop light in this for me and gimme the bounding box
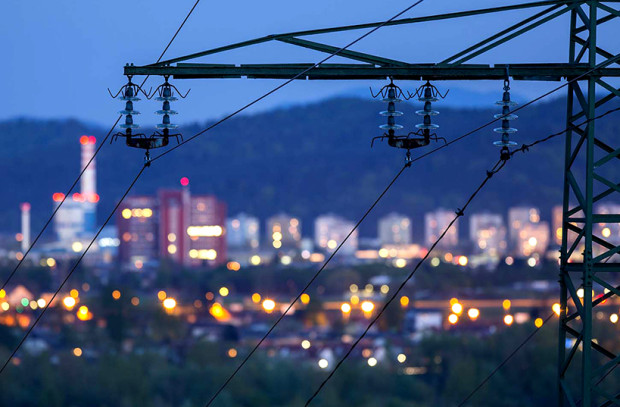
[52,193,65,202]
[180,177,189,186]
[88,193,100,203]
[80,136,89,145]
[20,202,31,211]
[89,136,96,145]
[72,193,85,202]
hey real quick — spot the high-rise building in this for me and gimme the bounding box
[515,222,550,257]
[314,214,358,255]
[118,177,227,269]
[227,213,259,249]
[469,213,507,257]
[159,188,191,265]
[508,207,540,244]
[158,184,227,268]
[508,207,550,257]
[186,195,227,267]
[378,213,412,246]
[266,213,301,249]
[117,196,158,269]
[425,209,458,249]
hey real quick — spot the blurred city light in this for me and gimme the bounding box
[451,303,463,315]
[262,299,276,313]
[400,296,409,307]
[163,298,177,311]
[361,301,374,313]
[63,296,76,309]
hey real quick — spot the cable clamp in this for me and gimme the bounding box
[455,208,464,217]
[144,151,152,167]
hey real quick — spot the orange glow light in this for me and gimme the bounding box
[209,302,231,321]
[262,299,276,312]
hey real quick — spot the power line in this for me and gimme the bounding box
[305,157,506,406]
[457,312,555,406]
[0,0,202,293]
[304,106,620,405]
[204,163,410,407]
[150,0,425,164]
[0,165,147,376]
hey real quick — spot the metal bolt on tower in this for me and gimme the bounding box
[121,1,620,404]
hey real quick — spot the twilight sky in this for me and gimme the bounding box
[2,0,612,126]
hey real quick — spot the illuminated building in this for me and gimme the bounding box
[515,222,550,257]
[52,136,99,245]
[378,213,412,246]
[116,196,158,268]
[118,181,226,268]
[508,207,540,246]
[158,188,191,265]
[266,213,301,249]
[186,195,227,267]
[314,214,358,255]
[508,207,549,257]
[425,209,458,249]
[226,213,259,249]
[469,213,507,257]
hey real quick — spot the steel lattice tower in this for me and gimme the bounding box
[559,2,620,405]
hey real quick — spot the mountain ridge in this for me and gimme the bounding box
[1,96,617,240]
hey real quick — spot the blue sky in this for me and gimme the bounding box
[1,0,600,126]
